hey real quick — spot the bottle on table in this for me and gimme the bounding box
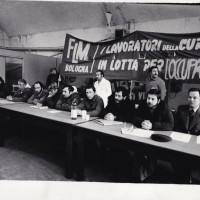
[71,99,77,120]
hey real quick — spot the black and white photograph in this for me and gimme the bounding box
[0,0,199,199]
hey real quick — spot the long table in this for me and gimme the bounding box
[0,103,97,179]
[76,120,200,180]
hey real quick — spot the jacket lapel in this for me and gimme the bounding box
[182,106,189,130]
[189,107,200,130]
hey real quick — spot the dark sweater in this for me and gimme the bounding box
[12,87,32,102]
[27,89,49,105]
[45,91,61,109]
[101,98,135,122]
[133,100,174,131]
[77,95,104,117]
[56,93,81,111]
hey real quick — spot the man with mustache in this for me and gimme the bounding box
[132,89,173,182]
[133,66,166,101]
[101,87,134,122]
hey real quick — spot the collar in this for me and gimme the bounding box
[88,94,97,102]
[190,106,199,113]
[98,77,105,83]
[150,76,159,81]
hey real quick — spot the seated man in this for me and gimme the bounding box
[6,79,32,102]
[45,82,61,109]
[77,85,104,117]
[174,88,200,183]
[133,89,173,131]
[101,87,135,122]
[132,89,174,182]
[56,85,81,111]
[0,77,12,98]
[174,88,200,136]
[27,81,48,105]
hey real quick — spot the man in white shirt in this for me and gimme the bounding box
[94,70,112,108]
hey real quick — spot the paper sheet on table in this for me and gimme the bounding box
[47,110,61,114]
[121,126,153,138]
[30,106,48,109]
[197,136,200,144]
[0,100,14,104]
[170,132,191,143]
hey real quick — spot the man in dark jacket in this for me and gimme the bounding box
[0,77,12,98]
[6,79,32,102]
[174,88,200,136]
[45,82,61,109]
[133,89,174,131]
[173,88,200,183]
[101,87,134,122]
[77,85,104,117]
[132,89,173,182]
[27,81,48,105]
[56,85,81,111]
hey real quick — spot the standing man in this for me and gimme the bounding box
[133,66,166,101]
[6,79,32,102]
[27,81,48,105]
[173,88,200,183]
[77,85,104,117]
[56,85,81,111]
[94,70,112,108]
[46,67,60,87]
[132,89,173,182]
[101,87,134,122]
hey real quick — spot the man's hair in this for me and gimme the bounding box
[34,81,44,89]
[50,67,57,72]
[188,88,200,95]
[149,66,158,73]
[64,85,74,93]
[18,79,27,85]
[85,85,96,92]
[115,87,127,97]
[147,89,161,100]
[96,70,104,77]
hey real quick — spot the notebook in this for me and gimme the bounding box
[95,119,124,126]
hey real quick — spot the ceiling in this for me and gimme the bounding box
[0,1,200,37]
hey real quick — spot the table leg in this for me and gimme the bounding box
[0,114,6,147]
[77,129,85,181]
[65,128,73,179]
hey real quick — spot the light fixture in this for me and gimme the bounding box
[106,12,112,27]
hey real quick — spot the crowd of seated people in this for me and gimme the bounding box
[1,67,200,184]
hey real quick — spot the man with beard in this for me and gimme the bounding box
[56,85,81,111]
[133,66,166,100]
[45,82,61,109]
[27,81,48,105]
[101,87,134,122]
[132,89,174,182]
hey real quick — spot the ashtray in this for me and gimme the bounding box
[150,133,172,142]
